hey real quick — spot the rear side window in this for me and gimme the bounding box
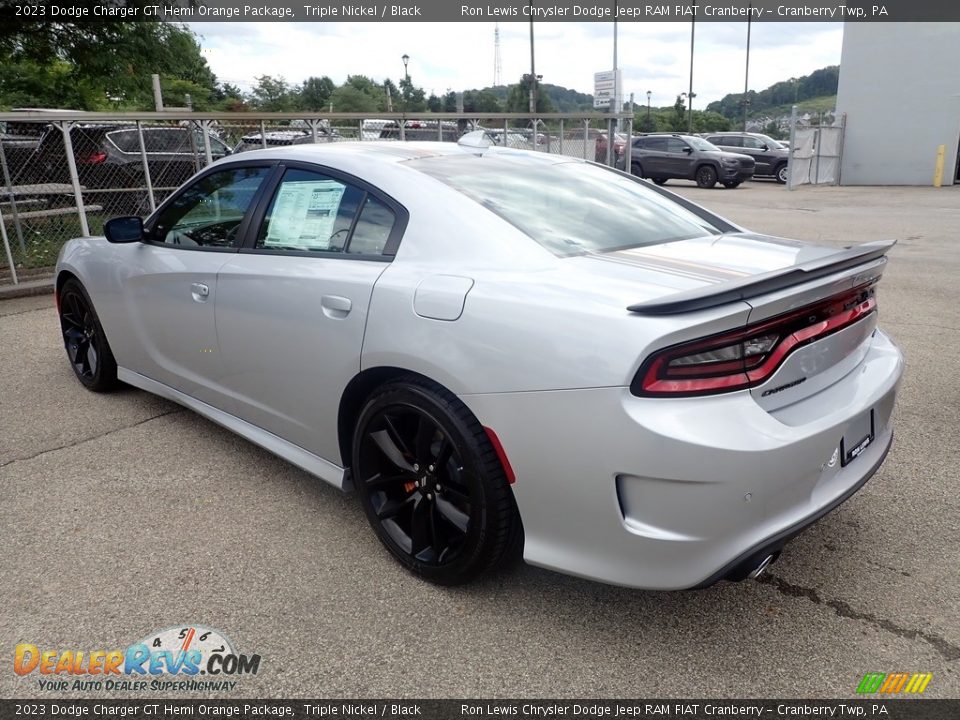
[713,135,742,147]
[348,196,396,255]
[642,137,667,151]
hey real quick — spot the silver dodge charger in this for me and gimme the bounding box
[55,134,903,589]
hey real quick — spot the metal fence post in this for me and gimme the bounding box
[787,105,797,191]
[0,205,18,285]
[0,138,26,253]
[835,113,847,186]
[59,121,90,237]
[813,128,822,185]
[558,119,564,156]
[583,120,589,160]
[624,117,633,170]
[309,119,319,144]
[135,120,156,213]
[200,119,214,167]
[259,120,268,149]
[437,120,443,142]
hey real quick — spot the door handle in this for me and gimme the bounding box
[191,282,210,302]
[321,295,352,319]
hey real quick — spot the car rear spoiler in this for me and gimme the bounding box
[626,239,896,315]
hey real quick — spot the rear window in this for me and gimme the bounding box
[408,154,721,256]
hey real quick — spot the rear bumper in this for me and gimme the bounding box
[692,427,893,587]
[462,329,903,590]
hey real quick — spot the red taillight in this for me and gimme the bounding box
[78,151,107,164]
[632,283,878,397]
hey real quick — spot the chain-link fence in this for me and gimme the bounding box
[0,111,631,286]
[787,110,846,189]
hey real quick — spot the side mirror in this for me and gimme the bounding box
[683,146,693,154]
[760,143,769,151]
[104,216,143,244]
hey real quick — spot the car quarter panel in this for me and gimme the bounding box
[458,329,902,589]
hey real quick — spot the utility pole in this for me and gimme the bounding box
[528,5,537,113]
[687,0,696,133]
[742,3,752,132]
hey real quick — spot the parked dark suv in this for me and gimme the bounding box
[703,132,789,183]
[24,124,231,212]
[624,134,755,188]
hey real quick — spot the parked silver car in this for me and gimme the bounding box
[55,135,903,589]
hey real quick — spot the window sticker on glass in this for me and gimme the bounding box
[263,180,346,250]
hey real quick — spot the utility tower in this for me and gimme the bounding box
[494,23,502,86]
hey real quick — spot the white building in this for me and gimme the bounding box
[836,23,960,185]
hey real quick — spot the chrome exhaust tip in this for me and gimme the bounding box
[748,554,775,580]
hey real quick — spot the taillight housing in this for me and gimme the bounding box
[632,283,878,397]
[78,151,107,164]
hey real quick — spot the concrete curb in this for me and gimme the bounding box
[0,277,55,300]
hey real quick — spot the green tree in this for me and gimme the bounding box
[0,14,217,109]
[462,89,501,113]
[505,76,554,114]
[398,76,427,112]
[328,84,380,113]
[250,75,296,111]
[299,76,336,111]
[669,95,687,131]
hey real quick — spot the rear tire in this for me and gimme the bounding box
[352,376,521,585]
[58,278,119,392]
[631,162,644,178]
[696,165,718,188]
[722,181,741,189]
[653,178,667,186]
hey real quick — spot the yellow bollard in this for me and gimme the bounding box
[933,144,945,187]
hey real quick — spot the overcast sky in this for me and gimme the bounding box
[191,22,843,107]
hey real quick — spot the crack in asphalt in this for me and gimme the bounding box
[759,573,960,661]
[0,305,54,319]
[0,409,183,469]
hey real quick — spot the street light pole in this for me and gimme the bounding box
[401,53,409,82]
[646,90,651,124]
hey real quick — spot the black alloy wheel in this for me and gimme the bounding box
[58,278,118,391]
[696,165,718,188]
[352,378,520,585]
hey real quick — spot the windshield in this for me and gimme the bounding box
[409,154,722,256]
[687,137,719,152]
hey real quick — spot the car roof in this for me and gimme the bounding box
[223,140,579,167]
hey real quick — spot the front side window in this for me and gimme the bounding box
[256,168,364,253]
[742,136,766,150]
[666,138,690,154]
[151,166,270,247]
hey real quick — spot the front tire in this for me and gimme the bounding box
[352,377,520,585]
[653,178,667,186]
[58,278,119,392]
[722,181,741,189]
[696,165,718,188]
[776,163,788,184]
[631,161,644,178]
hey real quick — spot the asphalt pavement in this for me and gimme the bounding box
[1,182,957,699]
